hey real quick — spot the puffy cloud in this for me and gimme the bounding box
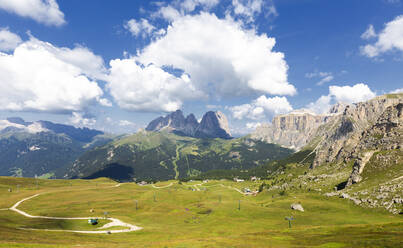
[139,13,295,98]
[329,83,376,103]
[70,112,96,127]
[0,0,65,26]
[229,95,293,120]
[305,71,334,86]
[0,28,21,52]
[246,122,261,129]
[231,0,277,23]
[361,15,403,57]
[307,83,376,114]
[390,88,403,93]
[155,0,218,22]
[0,36,106,113]
[157,5,182,22]
[107,58,205,112]
[232,0,262,20]
[124,18,156,38]
[180,0,219,12]
[119,120,135,126]
[98,98,112,107]
[306,95,332,114]
[361,24,376,40]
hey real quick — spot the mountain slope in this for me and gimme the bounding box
[65,131,292,181]
[0,118,113,178]
[251,109,340,150]
[293,93,403,214]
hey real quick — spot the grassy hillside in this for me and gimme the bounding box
[0,131,114,178]
[0,176,401,247]
[65,131,293,182]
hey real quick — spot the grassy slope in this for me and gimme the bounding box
[0,176,401,248]
[69,131,292,182]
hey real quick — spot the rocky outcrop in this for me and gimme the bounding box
[346,151,375,186]
[312,94,403,168]
[251,109,338,150]
[196,111,231,139]
[146,110,232,139]
[145,110,188,132]
[290,203,304,212]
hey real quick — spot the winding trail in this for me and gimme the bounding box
[8,185,142,234]
[204,183,248,195]
[182,182,248,195]
[151,183,173,189]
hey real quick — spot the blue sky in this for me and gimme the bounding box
[0,0,402,135]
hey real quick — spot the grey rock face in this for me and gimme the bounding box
[145,110,187,132]
[196,111,231,139]
[146,110,232,139]
[251,109,336,150]
[312,94,403,169]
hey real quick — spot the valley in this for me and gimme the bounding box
[0,94,401,247]
[0,176,401,247]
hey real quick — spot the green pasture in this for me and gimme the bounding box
[0,177,401,247]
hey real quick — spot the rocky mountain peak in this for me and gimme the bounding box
[328,102,347,114]
[146,110,232,139]
[311,93,403,168]
[197,111,231,139]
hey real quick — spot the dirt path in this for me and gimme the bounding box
[9,186,142,234]
[151,183,173,189]
[204,183,247,195]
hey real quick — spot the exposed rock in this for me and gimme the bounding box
[146,110,231,139]
[251,109,338,150]
[146,110,187,133]
[346,151,375,186]
[312,94,403,168]
[290,203,304,212]
[196,111,231,139]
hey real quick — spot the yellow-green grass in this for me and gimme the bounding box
[0,177,401,247]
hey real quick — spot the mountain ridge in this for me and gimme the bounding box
[146,110,232,139]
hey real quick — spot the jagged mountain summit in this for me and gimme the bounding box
[146,110,232,139]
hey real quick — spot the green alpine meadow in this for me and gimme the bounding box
[1,0,402,247]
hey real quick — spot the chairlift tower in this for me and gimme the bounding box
[285,216,294,228]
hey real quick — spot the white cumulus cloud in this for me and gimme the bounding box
[361,24,376,40]
[307,83,376,114]
[231,0,277,23]
[107,58,205,112]
[70,112,96,127]
[138,13,295,98]
[180,0,219,12]
[0,0,65,26]
[229,95,293,120]
[124,18,156,38]
[0,35,106,113]
[361,15,403,57]
[119,120,135,126]
[390,88,403,93]
[0,28,22,52]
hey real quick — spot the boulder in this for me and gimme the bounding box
[291,203,304,212]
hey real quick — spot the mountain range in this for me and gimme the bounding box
[0,117,113,178]
[0,94,401,212]
[146,110,232,139]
